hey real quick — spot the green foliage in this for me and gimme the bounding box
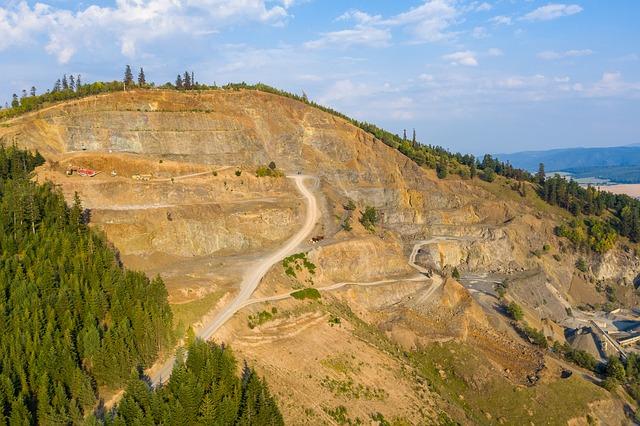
[344,199,356,211]
[235,169,242,177]
[517,323,548,348]
[112,339,283,425]
[552,341,598,371]
[451,267,460,279]
[341,216,352,232]
[282,252,316,278]
[0,146,174,422]
[506,301,524,321]
[480,168,496,182]
[436,162,448,179]
[291,288,321,300]
[558,216,618,254]
[256,165,283,178]
[359,206,379,231]
[248,310,275,329]
[575,258,589,273]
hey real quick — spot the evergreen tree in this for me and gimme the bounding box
[183,71,191,89]
[137,68,146,86]
[175,74,183,89]
[62,74,69,90]
[76,75,82,90]
[536,163,546,186]
[124,65,134,87]
[30,86,37,97]
[11,94,19,108]
[412,128,417,147]
[69,75,75,92]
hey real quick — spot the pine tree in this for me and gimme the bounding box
[183,71,191,89]
[412,128,417,147]
[124,65,134,87]
[69,75,75,92]
[30,86,37,97]
[76,75,82,90]
[175,74,183,89]
[62,74,69,90]
[137,68,146,86]
[11,94,19,108]
[537,163,546,186]
[53,79,62,92]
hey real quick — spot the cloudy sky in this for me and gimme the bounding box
[0,0,638,154]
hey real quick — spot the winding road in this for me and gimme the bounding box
[150,174,319,386]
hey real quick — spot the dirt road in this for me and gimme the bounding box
[150,175,318,386]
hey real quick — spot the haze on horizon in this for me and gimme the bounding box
[0,0,638,154]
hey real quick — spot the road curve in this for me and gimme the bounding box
[150,175,319,386]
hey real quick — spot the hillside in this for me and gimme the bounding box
[1,88,638,424]
[497,145,640,183]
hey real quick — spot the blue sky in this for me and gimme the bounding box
[0,1,638,154]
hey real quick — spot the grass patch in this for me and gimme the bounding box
[171,290,224,336]
[247,309,275,329]
[256,165,284,177]
[320,377,387,400]
[411,342,609,425]
[291,288,321,300]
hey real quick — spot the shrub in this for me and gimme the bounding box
[575,258,588,273]
[360,206,379,231]
[452,267,460,279]
[344,199,356,211]
[256,165,283,177]
[506,301,524,321]
[436,162,448,179]
[235,170,242,176]
[480,168,496,182]
[291,288,321,300]
[341,217,352,232]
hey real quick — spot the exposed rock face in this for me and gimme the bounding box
[2,89,634,424]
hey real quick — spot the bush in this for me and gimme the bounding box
[360,206,379,231]
[480,168,496,182]
[575,258,588,273]
[436,162,448,179]
[452,267,460,279]
[506,301,524,321]
[256,165,283,178]
[520,323,548,348]
[291,288,321,300]
[344,199,356,211]
[235,170,242,176]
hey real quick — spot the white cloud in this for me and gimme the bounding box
[304,27,391,49]
[475,2,493,12]
[307,0,461,49]
[443,51,478,66]
[0,0,294,63]
[487,48,503,57]
[537,49,593,60]
[522,4,583,22]
[472,26,488,38]
[489,15,512,25]
[585,72,640,98]
[418,73,434,81]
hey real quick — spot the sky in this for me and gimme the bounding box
[0,0,639,154]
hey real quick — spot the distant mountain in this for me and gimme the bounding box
[497,144,640,173]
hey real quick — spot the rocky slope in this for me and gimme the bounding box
[1,88,637,424]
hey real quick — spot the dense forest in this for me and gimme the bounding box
[110,338,283,425]
[0,145,175,423]
[2,68,640,253]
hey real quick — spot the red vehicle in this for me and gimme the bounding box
[77,168,98,177]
